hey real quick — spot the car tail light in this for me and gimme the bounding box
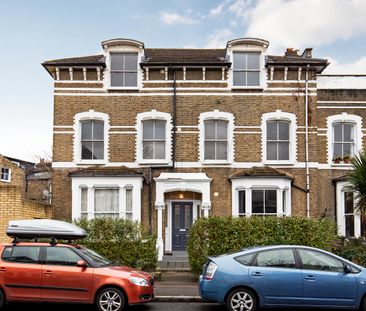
[204,261,218,280]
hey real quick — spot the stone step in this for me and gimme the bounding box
[160,261,190,269]
[162,256,189,263]
[159,266,192,272]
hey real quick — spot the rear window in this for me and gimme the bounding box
[234,253,255,266]
[2,246,41,264]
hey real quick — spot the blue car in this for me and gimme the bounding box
[199,245,366,311]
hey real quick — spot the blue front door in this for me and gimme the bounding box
[172,202,193,251]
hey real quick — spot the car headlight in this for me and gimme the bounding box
[129,277,149,287]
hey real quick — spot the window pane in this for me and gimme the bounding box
[46,247,82,266]
[95,189,119,213]
[174,206,180,229]
[155,120,166,139]
[81,188,88,213]
[267,142,277,160]
[252,190,264,214]
[247,72,260,86]
[279,121,289,140]
[344,192,354,214]
[143,120,154,139]
[333,123,342,142]
[205,142,215,160]
[267,121,277,140]
[3,246,40,264]
[110,54,124,71]
[333,143,342,158]
[345,215,355,237]
[256,249,295,268]
[235,253,254,266]
[343,123,354,142]
[154,142,165,159]
[205,120,215,139]
[143,142,153,159]
[111,72,124,87]
[278,142,289,160]
[216,142,227,160]
[124,72,137,87]
[81,142,93,159]
[124,54,138,71]
[343,143,352,156]
[93,121,104,140]
[265,190,277,214]
[233,72,246,86]
[93,142,104,159]
[239,191,245,214]
[233,53,247,70]
[299,249,344,272]
[184,206,191,229]
[216,120,228,139]
[247,53,260,70]
[81,121,92,140]
[126,189,132,213]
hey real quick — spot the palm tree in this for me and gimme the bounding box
[347,152,366,212]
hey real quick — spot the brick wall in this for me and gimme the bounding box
[0,185,52,242]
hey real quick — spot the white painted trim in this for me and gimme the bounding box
[71,176,143,221]
[269,80,315,83]
[335,181,361,237]
[54,92,317,97]
[55,80,104,84]
[54,131,74,134]
[142,80,227,84]
[318,106,366,109]
[135,110,172,165]
[109,131,137,134]
[231,177,291,217]
[55,88,106,91]
[54,125,73,128]
[198,110,235,164]
[73,110,110,164]
[326,113,362,164]
[318,101,366,104]
[235,131,262,134]
[261,110,297,165]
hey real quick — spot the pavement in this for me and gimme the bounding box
[154,271,202,302]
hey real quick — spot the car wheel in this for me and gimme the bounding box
[226,288,257,311]
[0,289,5,309]
[96,287,126,311]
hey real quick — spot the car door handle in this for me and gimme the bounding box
[251,272,263,277]
[305,275,316,281]
[0,267,6,272]
[43,270,53,275]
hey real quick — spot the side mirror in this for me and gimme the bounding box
[344,264,352,274]
[76,260,87,268]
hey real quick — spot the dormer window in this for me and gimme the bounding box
[233,52,260,86]
[110,53,138,87]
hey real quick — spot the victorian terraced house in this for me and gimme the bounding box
[42,38,366,261]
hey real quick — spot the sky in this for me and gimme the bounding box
[1,0,366,162]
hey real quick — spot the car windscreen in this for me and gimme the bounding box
[78,247,112,267]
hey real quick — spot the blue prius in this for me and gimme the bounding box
[199,245,366,311]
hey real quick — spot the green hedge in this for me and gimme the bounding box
[333,238,366,266]
[75,218,157,270]
[187,216,337,275]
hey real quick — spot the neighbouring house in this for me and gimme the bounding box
[0,154,52,241]
[42,37,366,262]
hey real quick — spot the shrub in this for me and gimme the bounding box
[333,238,366,266]
[75,218,157,270]
[187,216,337,275]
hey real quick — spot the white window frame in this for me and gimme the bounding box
[226,38,268,90]
[199,110,234,164]
[102,39,144,90]
[109,52,138,88]
[336,181,361,237]
[327,113,362,166]
[71,176,143,221]
[232,177,291,217]
[0,168,11,182]
[136,110,172,165]
[73,110,110,165]
[262,110,297,165]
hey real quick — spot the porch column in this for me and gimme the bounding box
[155,202,165,261]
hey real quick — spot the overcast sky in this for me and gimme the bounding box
[1,0,366,162]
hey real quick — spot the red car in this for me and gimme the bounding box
[0,220,154,311]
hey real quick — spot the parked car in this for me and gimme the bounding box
[0,219,154,311]
[199,245,365,311]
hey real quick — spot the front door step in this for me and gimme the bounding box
[160,252,190,271]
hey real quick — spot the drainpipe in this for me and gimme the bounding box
[305,64,310,218]
[171,68,177,169]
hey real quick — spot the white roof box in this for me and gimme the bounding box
[6,219,87,240]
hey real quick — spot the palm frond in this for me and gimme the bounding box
[346,152,366,212]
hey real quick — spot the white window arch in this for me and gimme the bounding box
[327,113,362,165]
[199,110,234,164]
[261,110,297,164]
[73,110,110,164]
[136,110,172,165]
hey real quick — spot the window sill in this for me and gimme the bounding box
[201,160,231,165]
[231,86,264,90]
[262,161,295,166]
[76,160,107,165]
[0,179,11,183]
[108,86,140,91]
[138,160,172,166]
[331,163,352,167]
